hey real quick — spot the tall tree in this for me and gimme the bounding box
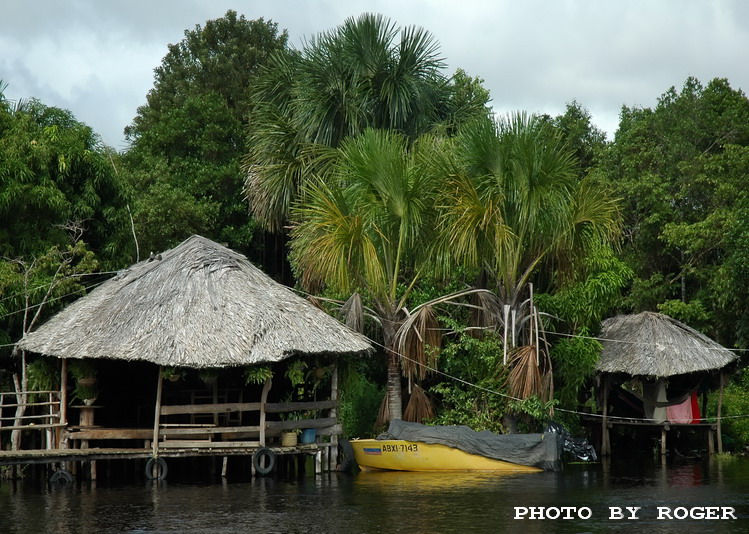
[244,13,490,232]
[123,11,288,257]
[601,77,749,344]
[290,129,488,421]
[0,84,128,263]
[434,113,622,400]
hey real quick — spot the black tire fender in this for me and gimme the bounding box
[50,468,74,485]
[337,439,358,472]
[145,457,168,480]
[252,447,276,476]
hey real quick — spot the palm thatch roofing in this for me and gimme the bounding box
[596,311,737,377]
[17,235,372,368]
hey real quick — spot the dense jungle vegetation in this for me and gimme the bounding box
[3,11,749,447]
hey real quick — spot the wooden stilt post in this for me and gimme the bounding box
[601,375,609,456]
[329,364,339,472]
[661,427,667,457]
[152,366,164,459]
[259,377,272,447]
[717,371,724,454]
[58,359,68,451]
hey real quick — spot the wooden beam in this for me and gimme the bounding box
[152,366,163,458]
[65,428,153,440]
[159,441,261,449]
[0,423,67,431]
[160,402,262,416]
[266,418,337,431]
[264,400,337,413]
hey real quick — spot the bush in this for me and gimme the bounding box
[339,370,384,439]
[712,368,749,450]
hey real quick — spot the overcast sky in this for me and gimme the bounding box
[2,0,747,151]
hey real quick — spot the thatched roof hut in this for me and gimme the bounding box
[17,235,371,367]
[596,311,737,377]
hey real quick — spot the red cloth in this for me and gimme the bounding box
[690,391,701,424]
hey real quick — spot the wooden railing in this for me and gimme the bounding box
[0,391,64,432]
[157,399,339,448]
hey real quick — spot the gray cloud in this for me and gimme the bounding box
[2,0,747,148]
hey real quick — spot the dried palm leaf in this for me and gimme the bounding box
[306,295,325,310]
[375,391,389,429]
[403,383,435,423]
[340,292,364,333]
[398,305,441,381]
[505,344,552,401]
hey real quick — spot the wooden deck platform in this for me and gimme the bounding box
[582,415,717,456]
[0,443,324,466]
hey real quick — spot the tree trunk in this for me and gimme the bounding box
[11,350,29,452]
[382,320,402,422]
[386,345,402,421]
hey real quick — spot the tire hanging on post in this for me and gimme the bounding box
[50,468,74,485]
[252,447,276,476]
[145,457,168,480]
[337,439,358,472]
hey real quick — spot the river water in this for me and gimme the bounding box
[2,457,749,533]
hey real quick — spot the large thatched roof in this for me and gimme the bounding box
[596,311,737,377]
[17,235,372,367]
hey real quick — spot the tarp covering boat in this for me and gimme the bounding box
[377,420,562,471]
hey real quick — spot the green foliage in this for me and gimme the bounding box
[549,331,601,409]
[713,368,749,450]
[69,359,98,401]
[123,11,287,256]
[542,100,608,174]
[26,357,60,401]
[657,299,711,332]
[601,76,749,346]
[243,365,273,385]
[339,369,384,438]
[434,113,622,309]
[428,331,509,433]
[0,241,98,356]
[69,360,96,381]
[284,360,308,388]
[538,245,633,331]
[0,89,129,264]
[244,13,490,232]
[507,396,559,432]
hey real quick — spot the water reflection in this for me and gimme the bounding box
[1,458,748,533]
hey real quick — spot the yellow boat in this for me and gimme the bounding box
[350,438,543,473]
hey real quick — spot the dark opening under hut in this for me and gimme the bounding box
[595,311,739,457]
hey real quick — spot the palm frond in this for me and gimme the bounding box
[403,383,435,422]
[398,304,441,381]
[376,390,389,428]
[340,292,364,333]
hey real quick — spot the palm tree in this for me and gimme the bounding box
[290,128,485,421]
[243,13,451,233]
[434,113,621,400]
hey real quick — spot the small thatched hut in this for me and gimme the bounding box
[18,234,371,366]
[14,235,372,469]
[596,311,738,455]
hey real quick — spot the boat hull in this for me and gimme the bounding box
[350,439,542,472]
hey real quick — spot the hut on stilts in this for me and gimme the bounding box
[6,235,371,480]
[596,311,738,457]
